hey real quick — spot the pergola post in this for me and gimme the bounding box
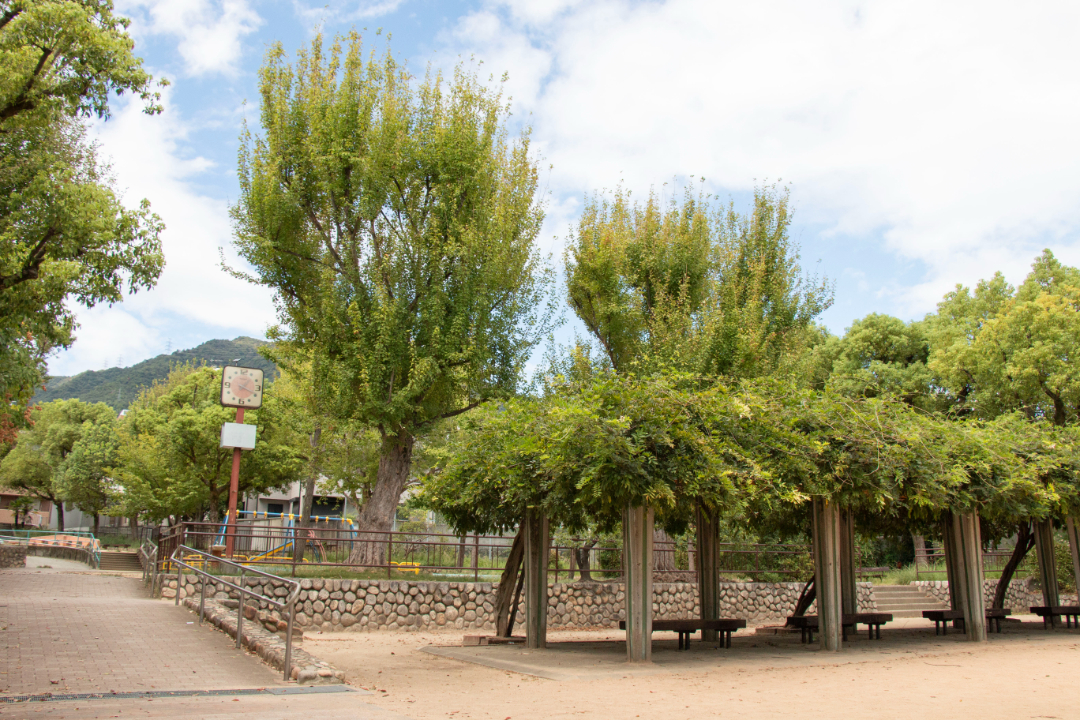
[1034,519,1060,627]
[623,505,654,662]
[839,509,858,615]
[523,507,549,649]
[694,503,720,642]
[953,510,987,642]
[1066,516,1080,599]
[811,497,843,651]
[942,514,962,614]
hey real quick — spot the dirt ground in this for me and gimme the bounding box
[304,619,1080,720]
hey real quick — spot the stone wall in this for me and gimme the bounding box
[165,573,875,632]
[912,578,1042,610]
[26,545,97,567]
[0,543,27,568]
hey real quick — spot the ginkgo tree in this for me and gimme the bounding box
[231,33,557,563]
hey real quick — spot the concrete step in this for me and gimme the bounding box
[871,585,947,616]
[99,551,142,571]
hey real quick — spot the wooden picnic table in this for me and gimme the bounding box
[786,613,894,643]
[617,618,746,650]
[1030,606,1080,629]
[921,608,1011,634]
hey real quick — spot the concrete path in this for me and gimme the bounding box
[0,567,409,718]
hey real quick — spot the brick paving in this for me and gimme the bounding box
[0,568,282,696]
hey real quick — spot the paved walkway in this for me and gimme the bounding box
[0,568,282,696]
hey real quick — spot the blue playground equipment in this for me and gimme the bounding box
[217,509,357,563]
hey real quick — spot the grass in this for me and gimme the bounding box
[98,535,141,549]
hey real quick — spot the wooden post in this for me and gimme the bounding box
[1034,519,1060,627]
[811,497,842,652]
[953,510,987,642]
[623,505,654,662]
[523,508,549,649]
[942,515,962,613]
[839,509,858,615]
[1067,516,1080,601]
[694,503,720,642]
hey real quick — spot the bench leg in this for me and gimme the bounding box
[876,624,881,640]
[726,631,732,649]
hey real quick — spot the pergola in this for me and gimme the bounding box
[426,375,1080,660]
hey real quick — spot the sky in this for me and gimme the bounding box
[50,0,1080,376]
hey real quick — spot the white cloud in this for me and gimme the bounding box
[117,0,262,76]
[444,0,1080,318]
[48,91,277,376]
[291,0,405,26]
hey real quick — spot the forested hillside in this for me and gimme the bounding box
[35,338,276,411]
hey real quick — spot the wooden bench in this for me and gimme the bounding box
[922,608,1011,634]
[1030,606,1080,629]
[786,613,893,643]
[617,619,746,650]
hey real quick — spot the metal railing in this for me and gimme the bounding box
[170,545,301,681]
[0,529,101,568]
[914,550,1016,579]
[154,522,818,582]
[139,537,162,597]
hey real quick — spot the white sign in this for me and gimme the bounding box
[220,423,257,450]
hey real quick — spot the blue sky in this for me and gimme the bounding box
[51,0,1080,375]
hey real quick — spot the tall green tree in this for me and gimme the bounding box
[0,0,166,434]
[230,34,556,562]
[930,251,1080,424]
[0,398,117,530]
[564,184,832,379]
[113,365,303,524]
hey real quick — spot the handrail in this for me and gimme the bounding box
[2,531,101,568]
[139,538,161,596]
[170,545,301,681]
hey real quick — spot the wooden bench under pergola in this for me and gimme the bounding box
[618,618,746,650]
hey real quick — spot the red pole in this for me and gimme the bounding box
[225,407,245,558]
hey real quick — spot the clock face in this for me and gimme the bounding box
[220,366,264,408]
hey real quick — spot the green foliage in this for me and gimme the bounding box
[35,337,276,410]
[809,314,938,410]
[231,32,557,537]
[112,364,304,522]
[0,0,163,126]
[0,398,117,525]
[0,1,166,425]
[563,184,832,379]
[929,250,1080,425]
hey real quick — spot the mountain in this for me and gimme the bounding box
[35,337,277,411]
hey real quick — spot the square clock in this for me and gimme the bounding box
[220,366,264,408]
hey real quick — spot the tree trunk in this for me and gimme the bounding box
[295,426,322,564]
[56,500,64,531]
[652,528,676,577]
[574,538,599,581]
[347,432,414,566]
[993,522,1034,609]
[507,562,526,637]
[494,528,525,637]
[93,513,100,537]
[912,534,928,568]
[790,577,816,620]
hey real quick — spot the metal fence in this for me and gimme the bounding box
[151,522,821,583]
[913,550,1017,579]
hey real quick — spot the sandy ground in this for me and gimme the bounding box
[304,619,1080,720]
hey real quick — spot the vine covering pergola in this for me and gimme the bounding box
[423,373,1080,660]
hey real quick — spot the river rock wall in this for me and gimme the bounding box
[164,574,875,632]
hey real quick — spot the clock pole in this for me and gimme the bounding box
[225,407,244,558]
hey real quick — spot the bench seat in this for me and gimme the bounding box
[786,613,893,643]
[922,608,1011,634]
[1030,606,1080,629]
[617,618,746,650]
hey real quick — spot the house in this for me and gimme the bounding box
[243,481,350,519]
[0,489,51,529]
